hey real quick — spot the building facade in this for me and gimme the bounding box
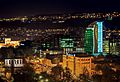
[62,55,93,77]
[84,21,104,55]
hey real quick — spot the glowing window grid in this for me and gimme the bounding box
[97,22,103,53]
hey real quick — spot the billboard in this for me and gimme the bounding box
[60,38,74,48]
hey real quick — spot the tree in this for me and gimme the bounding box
[0,76,5,82]
[101,64,115,82]
[93,63,116,82]
[14,62,35,82]
[92,74,102,82]
[63,67,73,82]
[51,64,64,81]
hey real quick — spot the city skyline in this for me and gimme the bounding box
[0,0,120,17]
[0,0,120,81]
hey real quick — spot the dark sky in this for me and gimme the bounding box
[0,0,120,17]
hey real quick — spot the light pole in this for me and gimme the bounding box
[73,54,76,76]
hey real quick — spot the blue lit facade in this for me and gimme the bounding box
[97,22,103,53]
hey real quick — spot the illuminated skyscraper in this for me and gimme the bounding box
[84,21,103,55]
[97,22,103,53]
[84,28,94,54]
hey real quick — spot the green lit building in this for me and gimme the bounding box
[60,38,74,48]
[59,37,74,55]
[84,28,94,54]
[84,21,104,56]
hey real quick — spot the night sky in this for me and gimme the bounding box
[0,0,120,17]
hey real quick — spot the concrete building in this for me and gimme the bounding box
[0,38,20,48]
[62,55,93,77]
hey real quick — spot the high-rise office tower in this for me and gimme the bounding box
[84,21,103,55]
[84,28,94,54]
[97,22,103,53]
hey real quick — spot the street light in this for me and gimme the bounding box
[45,78,49,82]
[39,75,43,79]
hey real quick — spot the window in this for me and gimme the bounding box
[20,59,22,64]
[17,60,19,64]
[9,60,11,64]
[14,60,16,64]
